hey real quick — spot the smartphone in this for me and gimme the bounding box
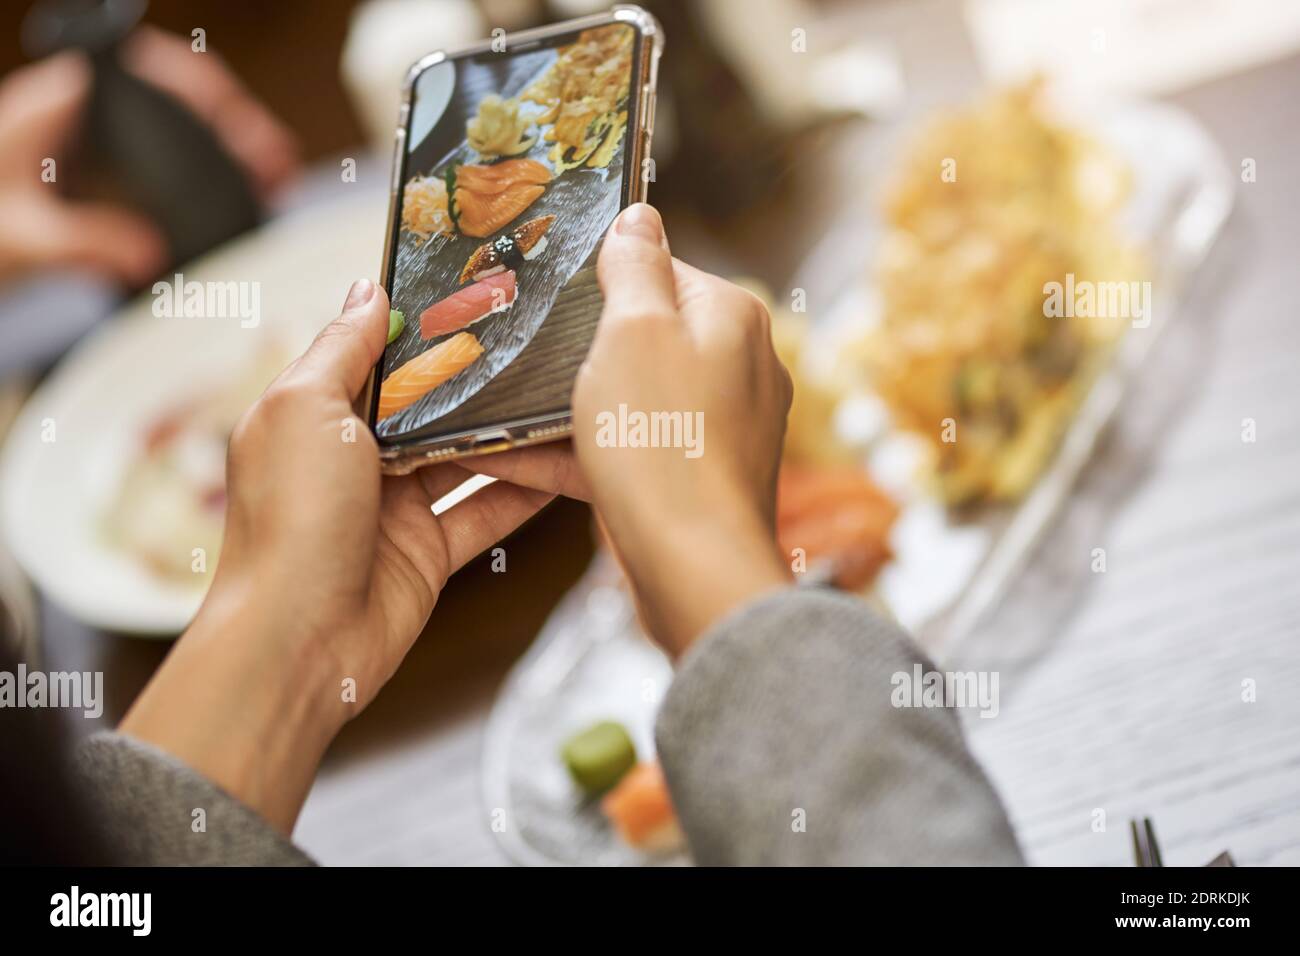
[363,5,663,474]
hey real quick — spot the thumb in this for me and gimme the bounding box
[595,203,678,329]
[287,279,390,399]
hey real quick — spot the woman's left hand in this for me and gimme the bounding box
[121,279,555,832]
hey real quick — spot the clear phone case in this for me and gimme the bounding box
[364,6,663,475]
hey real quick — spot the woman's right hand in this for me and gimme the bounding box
[465,203,793,657]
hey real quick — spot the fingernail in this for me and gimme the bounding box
[344,278,375,310]
[615,203,663,242]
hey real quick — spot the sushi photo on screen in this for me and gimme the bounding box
[374,23,642,444]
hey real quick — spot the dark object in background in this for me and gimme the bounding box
[21,0,262,271]
[1131,816,1164,867]
[1132,816,1237,866]
[636,0,790,219]
[0,637,110,865]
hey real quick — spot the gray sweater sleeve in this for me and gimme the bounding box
[75,589,1018,866]
[75,732,313,866]
[655,588,1024,865]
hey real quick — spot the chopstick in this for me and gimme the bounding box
[1131,817,1238,866]
[1130,817,1163,867]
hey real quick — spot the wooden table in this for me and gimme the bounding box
[29,7,1300,867]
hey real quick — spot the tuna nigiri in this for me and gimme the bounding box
[377,332,484,420]
[420,271,517,338]
[451,159,552,238]
[600,762,683,853]
[459,216,554,284]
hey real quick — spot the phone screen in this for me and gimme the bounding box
[373,22,642,447]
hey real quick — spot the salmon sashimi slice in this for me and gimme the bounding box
[419,272,517,338]
[456,159,551,188]
[378,332,484,420]
[453,160,552,237]
[455,183,546,237]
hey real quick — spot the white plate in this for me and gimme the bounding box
[481,552,689,866]
[793,96,1234,656]
[0,192,387,635]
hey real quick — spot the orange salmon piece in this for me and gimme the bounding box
[454,160,552,237]
[457,158,551,188]
[456,183,545,237]
[378,332,484,419]
[600,762,682,852]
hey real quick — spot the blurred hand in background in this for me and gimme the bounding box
[0,26,299,286]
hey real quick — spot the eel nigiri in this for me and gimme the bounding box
[459,216,554,284]
[600,762,683,853]
[451,159,552,238]
[420,271,517,338]
[377,332,484,419]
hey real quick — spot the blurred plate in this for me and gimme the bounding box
[0,191,386,634]
[481,552,689,866]
[794,95,1234,657]
[0,382,38,662]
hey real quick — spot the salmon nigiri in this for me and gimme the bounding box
[378,332,484,419]
[600,761,683,853]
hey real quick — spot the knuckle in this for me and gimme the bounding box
[228,409,254,455]
[573,356,597,392]
[610,308,673,332]
[707,285,770,336]
[227,404,263,467]
[739,291,773,332]
[313,317,357,349]
[254,378,313,420]
[779,363,795,409]
[603,238,667,266]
